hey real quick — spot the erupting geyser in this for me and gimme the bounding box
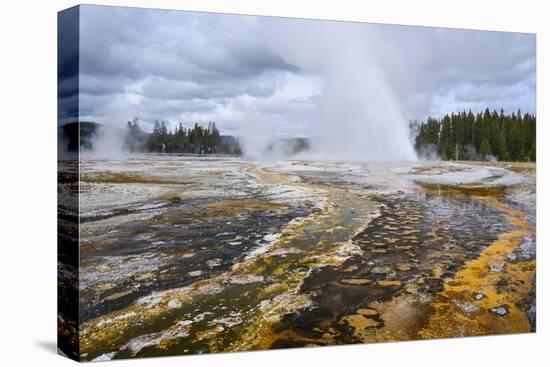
[243,18,418,162]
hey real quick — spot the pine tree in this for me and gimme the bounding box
[496,131,510,162]
[528,141,536,162]
[479,138,492,159]
[147,120,161,151]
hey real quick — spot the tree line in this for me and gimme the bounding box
[125,119,241,154]
[413,108,536,162]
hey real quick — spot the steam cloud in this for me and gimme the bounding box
[88,125,130,159]
[241,19,418,162]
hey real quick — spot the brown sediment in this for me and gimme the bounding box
[419,183,507,197]
[368,292,433,342]
[340,278,372,285]
[80,172,194,186]
[377,280,402,287]
[159,192,182,202]
[417,195,535,338]
[340,314,380,338]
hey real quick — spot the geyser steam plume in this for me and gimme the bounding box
[259,18,417,162]
[87,124,130,159]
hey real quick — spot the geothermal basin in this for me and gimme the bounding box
[63,155,536,360]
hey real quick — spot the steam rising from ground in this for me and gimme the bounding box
[87,125,130,159]
[241,19,418,162]
[238,110,278,159]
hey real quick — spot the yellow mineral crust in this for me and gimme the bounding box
[334,191,534,345]
[418,195,535,339]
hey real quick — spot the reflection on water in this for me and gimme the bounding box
[70,156,535,361]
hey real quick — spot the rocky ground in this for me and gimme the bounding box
[65,155,535,361]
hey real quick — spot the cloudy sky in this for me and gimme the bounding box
[66,5,536,136]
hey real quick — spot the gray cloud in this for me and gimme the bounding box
[76,5,536,136]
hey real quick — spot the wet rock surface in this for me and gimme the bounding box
[76,157,536,360]
[267,191,510,346]
[80,191,311,322]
